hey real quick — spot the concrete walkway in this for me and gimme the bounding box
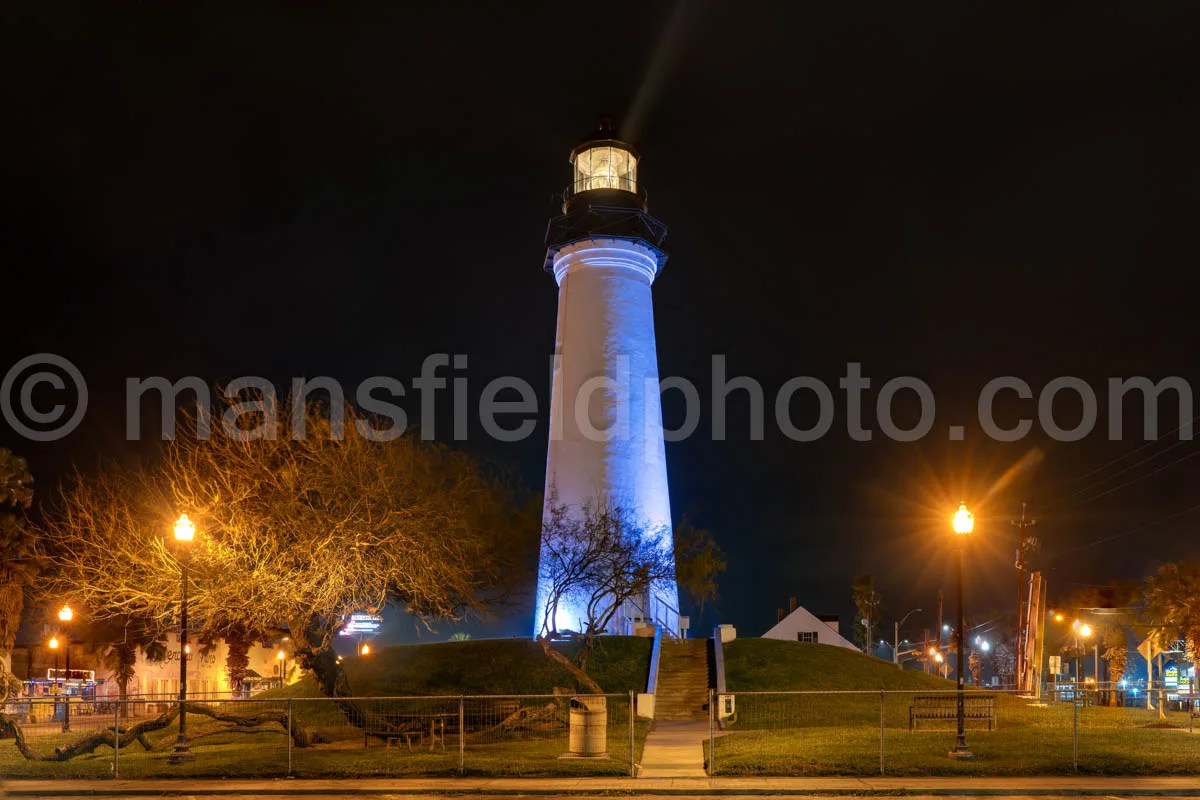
[6,776,1200,796]
[637,720,710,777]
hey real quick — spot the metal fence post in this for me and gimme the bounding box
[1072,695,1079,772]
[286,698,293,777]
[628,690,635,777]
[708,688,715,776]
[879,690,886,775]
[458,695,465,775]
[113,700,120,779]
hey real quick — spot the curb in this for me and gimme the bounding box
[6,787,1200,798]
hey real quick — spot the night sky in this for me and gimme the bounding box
[3,3,1200,644]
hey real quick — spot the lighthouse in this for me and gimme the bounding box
[534,119,679,638]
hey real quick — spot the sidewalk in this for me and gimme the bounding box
[5,776,1200,796]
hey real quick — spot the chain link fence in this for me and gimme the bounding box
[706,688,1200,776]
[1,692,642,779]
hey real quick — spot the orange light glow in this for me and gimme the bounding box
[174,512,196,542]
[952,503,974,535]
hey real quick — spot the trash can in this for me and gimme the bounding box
[566,695,608,758]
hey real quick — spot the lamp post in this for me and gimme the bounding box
[277,649,287,688]
[1071,620,1092,685]
[894,608,923,669]
[47,636,60,718]
[949,503,974,760]
[168,513,196,764]
[57,604,73,732]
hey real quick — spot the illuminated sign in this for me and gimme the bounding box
[1165,665,1179,690]
[337,612,383,637]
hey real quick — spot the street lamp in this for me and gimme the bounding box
[277,650,287,687]
[949,502,974,761]
[1072,620,1093,693]
[168,513,196,764]
[360,643,371,656]
[57,604,73,732]
[895,608,922,669]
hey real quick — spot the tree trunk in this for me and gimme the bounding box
[536,635,603,694]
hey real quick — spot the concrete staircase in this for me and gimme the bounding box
[653,638,711,721]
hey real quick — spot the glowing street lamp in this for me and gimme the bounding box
[1073,620,1093,688]
[174,513,195,542]
[57,604,74,732]
[953,503,974,535]
[47,636,61,719]
[949,503,974,761]
[277,649,288,687]
[360,644,371,656]
[168,513,197,764]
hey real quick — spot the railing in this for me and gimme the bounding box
[705,688,1200,776]
[0,692,644,779]
[622,592,682,639]
[560,181,648,205]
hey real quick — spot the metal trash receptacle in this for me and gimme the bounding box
[566,695,608,758]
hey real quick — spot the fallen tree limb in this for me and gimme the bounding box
[0,701,326,762]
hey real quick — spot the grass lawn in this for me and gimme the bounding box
[710,638,1200,776]
[710,684,1199,776]
[2,695,649,779]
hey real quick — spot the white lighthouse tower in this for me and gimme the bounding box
[534,119,679,638]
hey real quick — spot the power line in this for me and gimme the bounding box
[1050,498,1200,557]
[1057,413,1199,493]
[1063,446,1200,510]
[1050,435,1197,508]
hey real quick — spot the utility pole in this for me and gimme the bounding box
[937,589,944,649]
[1011,502,1038,692]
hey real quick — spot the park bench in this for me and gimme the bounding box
[909,694,996,731]
[363,713,455,752]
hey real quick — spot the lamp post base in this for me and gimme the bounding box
[167,737,195,764]
[947,744,975,761]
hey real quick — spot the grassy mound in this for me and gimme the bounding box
[344,636,651,696]
[259,636,652,699]
[723,638,957,691]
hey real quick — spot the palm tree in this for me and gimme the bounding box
[97,618,166,718]
[1144,562,1200,662]
[224,629,251,698]
[1061,582,1139,703]
[1101,626,1130,705]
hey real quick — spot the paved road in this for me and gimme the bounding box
[18,796,1200,800]
[7,778,1200,798]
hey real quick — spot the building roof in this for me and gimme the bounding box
[763,604,861,650]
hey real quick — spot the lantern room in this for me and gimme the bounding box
[571,140,638,194]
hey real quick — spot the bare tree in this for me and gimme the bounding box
[990,641,1017,687]
[536,498,674,692]
[40,398,529,698]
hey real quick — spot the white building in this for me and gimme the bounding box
[763,605,860,651]
[534,119,679,637]
[93,634,295,699]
